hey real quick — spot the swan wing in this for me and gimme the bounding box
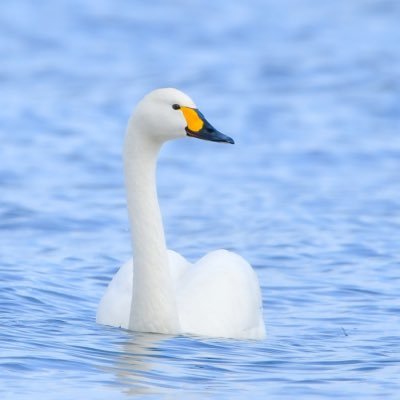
[166,249,192,285]
[177,250,266,339]
[96,250,190,329]
[96,258,133,329]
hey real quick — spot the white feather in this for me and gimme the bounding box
[96,88,265,339]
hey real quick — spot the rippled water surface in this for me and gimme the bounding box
[1,0,400,398]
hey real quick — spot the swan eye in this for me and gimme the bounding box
[172,104,181,110]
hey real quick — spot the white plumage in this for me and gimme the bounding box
[96,88,265,340]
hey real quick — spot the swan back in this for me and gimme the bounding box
[177,250,266,339]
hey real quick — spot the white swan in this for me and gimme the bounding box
[96,88,266,340]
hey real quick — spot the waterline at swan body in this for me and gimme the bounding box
[96,88,266,340]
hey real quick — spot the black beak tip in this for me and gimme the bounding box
[214,130,235,144]
[218,132,234,144]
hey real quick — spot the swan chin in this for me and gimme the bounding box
[96,88,266,340]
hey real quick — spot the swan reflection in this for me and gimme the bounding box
[107,332,176,396]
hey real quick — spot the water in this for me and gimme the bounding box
[1,0,400,398]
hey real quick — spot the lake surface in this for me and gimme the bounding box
[1,0,400,398]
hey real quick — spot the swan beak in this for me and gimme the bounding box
[181,107,235,144]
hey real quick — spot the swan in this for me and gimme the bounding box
[96,88,266,340]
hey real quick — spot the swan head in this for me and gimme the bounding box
[130,88,234,145]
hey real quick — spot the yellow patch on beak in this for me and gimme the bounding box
[181,107,204,132]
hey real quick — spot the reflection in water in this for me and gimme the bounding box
[104,332,171,396]
[99,331,252,397]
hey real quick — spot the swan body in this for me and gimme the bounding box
[96,88,265,340]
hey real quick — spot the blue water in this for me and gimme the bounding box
[1,0,400,398]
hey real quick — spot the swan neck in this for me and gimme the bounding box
[124,128,179,334]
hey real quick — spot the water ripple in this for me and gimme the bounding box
[1,0,400,399]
